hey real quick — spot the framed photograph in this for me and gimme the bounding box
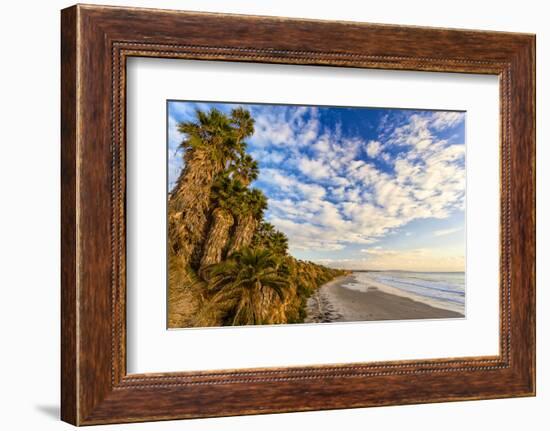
[61,4,536,425]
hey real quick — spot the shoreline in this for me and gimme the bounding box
[305,274,464,323]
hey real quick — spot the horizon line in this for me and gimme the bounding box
[321,268,465,273]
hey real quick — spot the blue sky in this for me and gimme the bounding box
[168,101,466,272]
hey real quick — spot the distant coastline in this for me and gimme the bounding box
[333,269,465,273]
[306,271,464,323]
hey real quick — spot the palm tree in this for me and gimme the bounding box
[231,153,259,186]
[270,231,289,256]
[168,108,254,270]
[199,248,291,326]
[226,152,261,254]
[230,107,255,145]
[199,175,245,271]
[251,221,275,246]
[250,222,289,256]
[227,188,268,255]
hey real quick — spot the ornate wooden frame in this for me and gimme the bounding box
[61,4,536,425]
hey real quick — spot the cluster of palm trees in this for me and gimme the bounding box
[167,108,346,327]
[168,108,255,268]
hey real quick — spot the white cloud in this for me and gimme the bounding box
[297,182,326,199]
[347,160,379,185]
[269,216,347,251]
[167,115,185,188]
[366,140,382,157]
[250,106,320,148]
[260,168,326,200]
[167,115,183,152]
[250,149,286,165]
[298,157,332,180]
[168,102,196,121]
[434,227,462,237]
[431,111,465,131]
[322,247,465,272]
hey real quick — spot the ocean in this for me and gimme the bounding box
[343,271,466,315]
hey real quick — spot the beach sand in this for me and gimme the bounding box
[305,274,464,323]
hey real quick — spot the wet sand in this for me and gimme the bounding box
[305,275,464,323]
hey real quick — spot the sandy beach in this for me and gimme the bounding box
[305,274,464,323]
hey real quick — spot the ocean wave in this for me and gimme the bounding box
[349,271,465,313]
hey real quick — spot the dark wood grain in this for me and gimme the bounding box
[60,6,78,425]
[61,4,536,425]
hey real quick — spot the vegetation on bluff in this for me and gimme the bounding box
[167,108,347,327]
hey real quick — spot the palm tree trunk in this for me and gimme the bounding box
[258,288,286,324]
[228,214,257,255]
[168,150,219,270]
[199,207,234,271]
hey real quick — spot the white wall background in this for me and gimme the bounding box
[0,1,546,430]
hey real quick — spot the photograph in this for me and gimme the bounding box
[167,101,466,328]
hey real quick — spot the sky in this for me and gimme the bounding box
[167,101,466,272]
